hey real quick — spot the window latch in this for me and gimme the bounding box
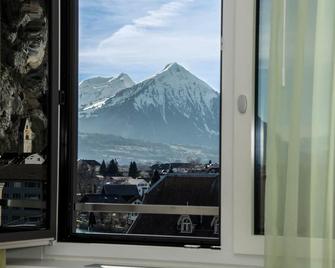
[237,95,247,114]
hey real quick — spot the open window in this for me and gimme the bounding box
[0,0,59,246]
[59,0,222,248]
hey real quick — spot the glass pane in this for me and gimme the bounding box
[77,0,221,243]
[254,0,271,235]
[0,0,50,232]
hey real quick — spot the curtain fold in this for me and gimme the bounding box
[265,0,335,267]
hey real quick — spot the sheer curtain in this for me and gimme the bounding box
[0,250,4,268]
[265,0,335,267]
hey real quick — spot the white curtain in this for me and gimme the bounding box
[265,0,335,267]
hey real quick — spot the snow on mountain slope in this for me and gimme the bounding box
[79,73,135,109]
[79,63,220,148]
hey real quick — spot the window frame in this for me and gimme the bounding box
[45,0,265,266]
[58,0,223,248]
[0,0,59,246]
[232,0,264,255]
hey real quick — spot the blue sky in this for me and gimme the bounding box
[79,0,222,91]
[258,0,271,121]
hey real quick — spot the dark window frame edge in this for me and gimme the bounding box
[58,0,223,248]
[0,0,59,244]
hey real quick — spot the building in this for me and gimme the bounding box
[78,184,141,233]
[78,160,101,174]
[151,163,194,174]
[24,153,45,165]
[0,121,46,227]
[102,184,140,203]
[0,153,30,165]
[128,173,220,238]
[107,177,150,196]
[2,181,45,227]
[19,118,34,154]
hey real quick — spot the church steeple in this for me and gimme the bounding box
[20,118,33,153]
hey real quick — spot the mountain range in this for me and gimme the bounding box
[78,132,219,165]
[79,73,135,110]
[79,63,220,153]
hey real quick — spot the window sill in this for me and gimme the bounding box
[7,259,89,268]
[7,258,262,268]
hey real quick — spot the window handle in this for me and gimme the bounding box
[237,95,248,114]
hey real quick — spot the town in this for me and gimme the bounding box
[77,158,220,237]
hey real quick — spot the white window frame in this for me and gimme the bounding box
[8,0,265,266]
[232,0,264,256]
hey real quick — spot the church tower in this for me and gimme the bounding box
[22,118,33,153]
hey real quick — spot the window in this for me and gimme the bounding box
[0,0,58,245]
[254,0,271,236]
[24,182,41,188]
[13,182,22,188]
[24,194,41,200]
[12,193,21,200]
[60,0,222,247]
[178,215,193,234]
[30,1,263,266]
[211,216,220,235]
[0,0,266,264]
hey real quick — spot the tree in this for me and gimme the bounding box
[128,161,139,178]
[151,169,160,185]
[100,160,107,176]
[168,164,174,173]
[107,159,119,176]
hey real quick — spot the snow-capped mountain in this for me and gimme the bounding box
[79,63,220,148]
[79,73,135,109]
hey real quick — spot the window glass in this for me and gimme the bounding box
[76,0,222,244]
[0,0,50,232]
[255,0,271,235]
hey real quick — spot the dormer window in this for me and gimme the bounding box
[211,216,219,235]
[177,215,193,234]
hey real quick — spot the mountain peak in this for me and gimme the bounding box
[116,72,132,80]
[80,76,113,86]
[163,62,184,72]
[79,73,135,109]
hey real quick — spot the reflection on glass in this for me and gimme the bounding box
[0,0,49,231]
[77,0,221,240]
[255,0,271,235]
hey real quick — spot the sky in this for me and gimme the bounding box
[258,0,271,121]
[79,0,222,91]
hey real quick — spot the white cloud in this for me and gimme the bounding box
[98,0,193,48]
[79,0,221,89]
[133,0,192,28]
[80,0,218,66]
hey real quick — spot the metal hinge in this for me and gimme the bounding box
[184,244,201,249]
[184,244,221,250]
